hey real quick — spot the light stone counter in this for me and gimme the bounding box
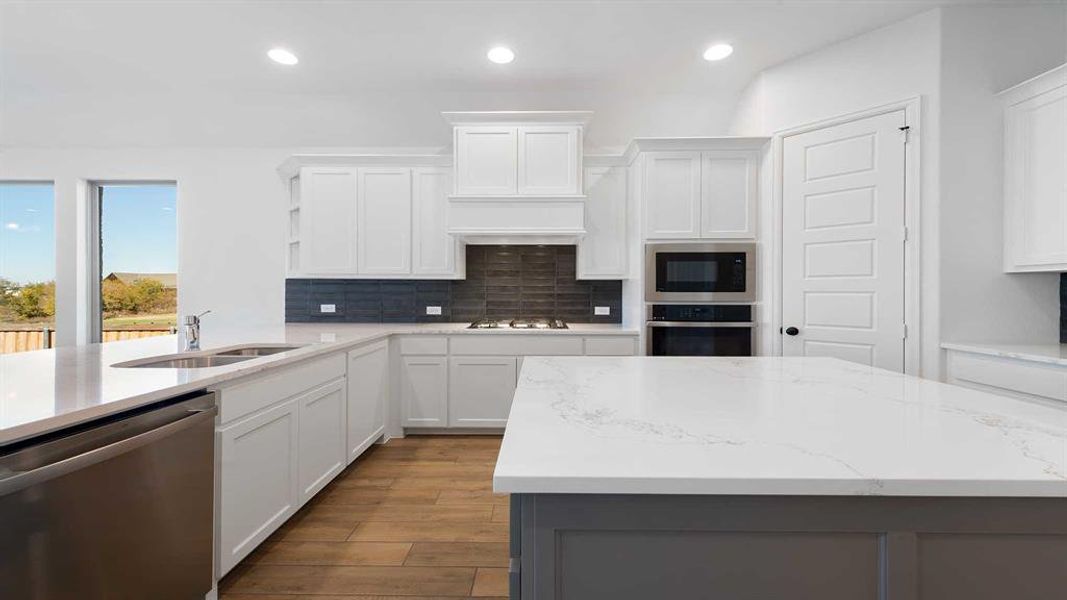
[0,322,637,445]
[494,356,1067,497]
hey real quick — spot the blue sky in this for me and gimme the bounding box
[0,183,177,284]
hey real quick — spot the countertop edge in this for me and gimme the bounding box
[941,341,1067,368]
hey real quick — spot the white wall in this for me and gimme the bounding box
[729,9,943,378]
[0,148,292,344]
[938,4,1067,345]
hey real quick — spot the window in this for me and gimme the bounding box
[0,183,56,353]
[95,183,178,343]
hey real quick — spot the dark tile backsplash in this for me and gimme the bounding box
[286,245,623,324]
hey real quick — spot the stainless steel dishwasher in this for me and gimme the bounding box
[0,392,217,600]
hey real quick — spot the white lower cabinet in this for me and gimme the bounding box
[217,400,299,575]
[449,356,518,428]
[296,379,347,503]
[401,355,449,427]
[346,341,388,463]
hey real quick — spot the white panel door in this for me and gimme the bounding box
[517,126,581,195]
[782,110,907,371]
[401,356,449,427]
[578,166,628,278]
[300,167,358,275]
[643,152,702,239]
[296,379,347,504]
[455,126,518,196]
[701,151,758,239]
[1004,78,1067,269]
[412,167,461,276]
[449,356,518,428]
[218,400,299,575]
[357,167,412,275]
[347,341,388,464]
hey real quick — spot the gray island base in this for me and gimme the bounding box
[509,493,1067,599]
[494,358,1067,600]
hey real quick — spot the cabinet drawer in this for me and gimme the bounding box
[216,354,346,424]
[584,336,636,356]
[399,336,449,355]
[949,352,1067,402]
[450,335,584,356]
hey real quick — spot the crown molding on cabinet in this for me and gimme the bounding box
[277,154,451,180]
[441,110,594,126]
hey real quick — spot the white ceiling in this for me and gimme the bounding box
[0,0,999,148]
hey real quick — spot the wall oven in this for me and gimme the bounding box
[647,304,756,356]
[645,242,756,303]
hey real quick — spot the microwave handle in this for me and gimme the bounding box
[646,321,755,328]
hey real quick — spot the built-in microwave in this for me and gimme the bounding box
[645,242,756,303]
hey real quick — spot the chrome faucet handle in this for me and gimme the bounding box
[183,310,211,326]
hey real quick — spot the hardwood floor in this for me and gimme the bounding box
[220,435,508,599]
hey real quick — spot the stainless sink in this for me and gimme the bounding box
[113,343,307,368]
[212,345,304,357]
[120,355,256,369]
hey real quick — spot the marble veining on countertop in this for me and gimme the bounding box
[941,341,1067,367]
[493,356,1067,497]
[0,322,638,446]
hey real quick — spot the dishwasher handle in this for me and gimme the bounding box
[0,405,217,496]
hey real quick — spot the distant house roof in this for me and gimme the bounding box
[104,272,177,289]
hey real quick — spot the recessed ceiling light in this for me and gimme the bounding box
[268,48,299,66]
[487,46,515,64]
[703,43,734,62]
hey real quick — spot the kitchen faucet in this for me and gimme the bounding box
[183,310,211,351]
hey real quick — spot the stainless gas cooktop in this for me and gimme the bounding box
[468,318,569,330]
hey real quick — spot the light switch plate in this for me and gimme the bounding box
[319,332,337,342]
[426,306,442,315]
[594,306,611,316]
[320,304,336,313]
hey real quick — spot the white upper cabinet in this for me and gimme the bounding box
[578,165,628,279]
[455,126,518,196]
[357,167,412,275]
[700,151,758,239]
[1001,64,1067,272]
[412,167,462,276]
[639,139,765,241]
[643,152,702,239]
[286,157,463,279]
[517,126,582,195]
[298,167,358,275]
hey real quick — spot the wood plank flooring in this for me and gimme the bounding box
[220,435,508,600]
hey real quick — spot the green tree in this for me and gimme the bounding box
[9,281,55,319]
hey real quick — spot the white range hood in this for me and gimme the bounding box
[444,111,591,244]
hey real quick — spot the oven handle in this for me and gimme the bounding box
[646,321,755,328]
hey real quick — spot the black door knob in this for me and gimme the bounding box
[785,327,800,336]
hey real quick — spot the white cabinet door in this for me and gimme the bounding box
[701,151,757,239]
[448,356,517,428]
[347,341,388,464]
[643,152,702,239]
[578,166,628,278]
[1003,66,1067,271]
[412,167,461,277]
[218,400,299,576]
[517,125,581,195]
[296,379,347,504]
[357,167,412,275]
[455,126,518,196]
[300,167,358,275]
[401,356,449,427]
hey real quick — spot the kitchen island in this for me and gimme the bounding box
[494,357,1067,600]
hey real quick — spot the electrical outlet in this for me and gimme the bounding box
[425,306,442,316]
[319,332,337,342]
[319,304,336,313]
[594,306,611,316]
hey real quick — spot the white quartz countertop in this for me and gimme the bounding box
[941,341,1067,367]
[0,322,637,446]
[493,356,1067,497]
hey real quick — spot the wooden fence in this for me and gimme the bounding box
[0,329,174,354]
